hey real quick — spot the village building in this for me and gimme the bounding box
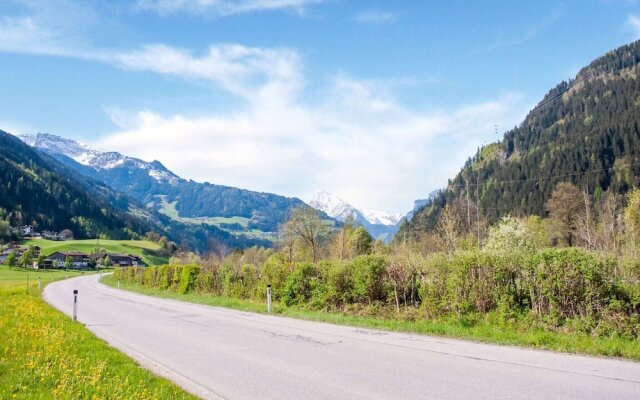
[48,251,90,269]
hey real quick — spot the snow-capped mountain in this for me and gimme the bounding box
[310,189,402,227]
[309,189,360,222]
[309,189,403,242]
[20,133,100,165]
[361,209,403,226]
[20,133,179,184]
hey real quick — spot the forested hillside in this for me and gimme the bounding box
[0,130,153,239]
[398,40,640,241]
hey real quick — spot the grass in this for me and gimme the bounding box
[102,275,640,361]
[158,199,274,240]
[0,267,198,400]
[20,238,169,266]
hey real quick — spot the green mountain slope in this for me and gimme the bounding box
[0,130,155,239]
[398,40,640,239]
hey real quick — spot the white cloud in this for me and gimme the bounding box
[627,15,640,38]
[134,0,325,16]
[355,10,397,25]
[0,16,302,103]
[95,75,526,213]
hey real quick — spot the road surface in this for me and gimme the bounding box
[43,274,640,400]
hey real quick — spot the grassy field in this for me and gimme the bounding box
[158,199,275,241]
[0,267,198,399]
[20,238,169,266]
[102,275,640,361]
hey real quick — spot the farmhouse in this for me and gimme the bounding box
[48,251,90,269]
[90,253,143,267]
[0,244,41,263]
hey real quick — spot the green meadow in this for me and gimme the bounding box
[0,266,197,400]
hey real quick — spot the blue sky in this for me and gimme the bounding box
[1,0,639,213]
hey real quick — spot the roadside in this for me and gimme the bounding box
[0,267,199,400]
[101,274,640,361]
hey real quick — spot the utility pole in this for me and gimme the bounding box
[476,175,481,251]
[465,179,471,230]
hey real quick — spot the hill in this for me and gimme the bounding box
[398,40,640,240]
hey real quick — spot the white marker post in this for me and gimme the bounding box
[267,284,272,314]
[37,277,41,290]
[72,290,78,322]
[117,280,120,289]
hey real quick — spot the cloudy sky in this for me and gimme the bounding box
[1,0,639,213]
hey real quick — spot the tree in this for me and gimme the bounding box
[0,220,11,244]
[624,189,640,258]
[330,217,356,261]
[546,182,584,246]
[436,205,461,254]
[328,219,373,260]
[282,206,330,263]
[103,255,113,268]
[484,216,534,253]
[36,254,46,269]
[64,256,73,270]
[5,251,17,268]
[60,229,74,240]
[350,226,373,256]
[18,247,34,268]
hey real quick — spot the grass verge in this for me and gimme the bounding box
[0,267,198,400]
[102,275,640,361]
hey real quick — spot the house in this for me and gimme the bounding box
[0,244,40,264]
[91,253,143,267]
[47,251,90,269]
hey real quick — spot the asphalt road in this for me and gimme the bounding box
[43,274,640,400]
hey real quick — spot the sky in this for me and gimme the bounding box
[1,0,639,214]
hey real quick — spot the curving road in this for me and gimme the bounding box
[43,274,640,400]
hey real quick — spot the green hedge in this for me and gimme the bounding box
[113,249,639,338]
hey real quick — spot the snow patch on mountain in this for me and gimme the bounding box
[309,189,401,227]
[361,209,402,226]
[20,133,100,165]
[19,133,179,184]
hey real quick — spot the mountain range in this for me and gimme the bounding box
[20,134,414,244]
[20,133,311,244]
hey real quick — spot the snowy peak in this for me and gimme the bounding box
[20,133,100,165]
[361,209,402,226]
[19,133,179,184]
[309,189,359,222]
[309,189,400,227]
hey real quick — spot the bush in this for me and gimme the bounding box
[351,255,389,305]
[283,263,323,307]
[178,265,200,294]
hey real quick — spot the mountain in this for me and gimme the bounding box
[21,133,310,243]
[4,131,273,251]
[309,189,401,242]
[398,40,640,240]
[0,130,158,239]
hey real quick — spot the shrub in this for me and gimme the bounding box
[351,255,389,305]
[283,263,322,307]
[178,265,200,294]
